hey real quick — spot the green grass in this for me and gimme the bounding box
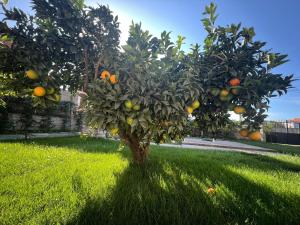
[236,139,300,156]
[1,137,300,225]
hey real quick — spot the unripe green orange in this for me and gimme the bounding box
[133,105,140,111]
[110,127,119,136]
[220,89,229,97]
[125,100,133,109]
[191,100,200,109]
[25,70,39,80]
[126,117,134,126]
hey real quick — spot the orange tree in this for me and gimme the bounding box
[189,3,293,140]
[0,0,119,107]
[82,4,292,164]
[82,24,201,164]
[1,1,293,164]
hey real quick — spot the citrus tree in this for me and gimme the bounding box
[82,4,292,164]
[82,24,201,164]
[189,3,293,141]
[1,1,293,164]
[0,0,119,107]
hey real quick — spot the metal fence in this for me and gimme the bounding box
[264,121,300,145]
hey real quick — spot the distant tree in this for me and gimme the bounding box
[0,0,120,107]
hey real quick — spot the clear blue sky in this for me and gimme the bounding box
[2,0,300,120]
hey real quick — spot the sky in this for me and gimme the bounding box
[2,0,300,121]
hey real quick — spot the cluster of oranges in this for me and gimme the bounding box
[210,78,246,115]
[100,70,118,84]
[239,129,262,141]
[25,69,61,102]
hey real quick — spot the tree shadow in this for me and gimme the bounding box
[4,137,300,224]
[66,153,300,225]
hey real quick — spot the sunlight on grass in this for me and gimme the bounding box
[1,137,300,225]
[0,141,129,225]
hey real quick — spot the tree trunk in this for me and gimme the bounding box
[121,132,149,165]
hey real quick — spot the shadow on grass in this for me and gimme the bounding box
[6,137,300,225]
[66,154,300,225]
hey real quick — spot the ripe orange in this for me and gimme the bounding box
[233,106,246,114]
[109,74,118,84]
[25,70,39,80]
[248,131,262,141]
[33,86,46,97]
[239,129,249,137]
[207,188,215,194]
[229,78,240,86]
[220,89,229,97]
[100,70,110,79]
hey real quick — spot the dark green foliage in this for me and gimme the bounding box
[190,3,293,132]
[0,0,120,106]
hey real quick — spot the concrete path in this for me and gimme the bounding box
[0,132,276,155]
[159,137,276,155]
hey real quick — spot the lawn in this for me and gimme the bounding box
[1,137,300,225]
[236,139,300,156]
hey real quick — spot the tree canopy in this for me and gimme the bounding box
[0,1,293,164]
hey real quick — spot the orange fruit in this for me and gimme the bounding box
[186,106,193,114]
[109,74,118,84]
[233,106,246,114]
[133,105,140,111]
[239,129,249,137]
[210,88,220,96]
[191,100,200,109]
[25,70,39,80]
[229,78,240,86]
[125,100,133,109]
[54,93,61,102]
[248,131,262,141]
[220,89,229,97]
[33,86,46,97]
[100,70,110,79]
[110,127,119,136]
[126,117,134,126]
[207,188,215,194]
